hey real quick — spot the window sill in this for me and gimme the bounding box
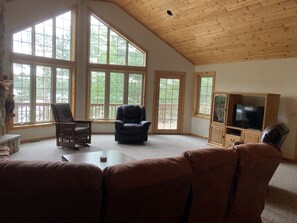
[92,120,115,124]
[192,114,210,120]
[12,122,55,130]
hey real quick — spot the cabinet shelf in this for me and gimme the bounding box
[226,126,261,133]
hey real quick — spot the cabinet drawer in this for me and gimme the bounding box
[225,134,241,148]
[242,131,261,143]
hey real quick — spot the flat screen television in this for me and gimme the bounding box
[233,104,264,130]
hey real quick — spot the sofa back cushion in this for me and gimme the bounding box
[226,143,282,223]
[183,148,238,223]
[101,156,192,223]
[0,160,102,223]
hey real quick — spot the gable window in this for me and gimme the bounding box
[88,13,146,120]
[192,72,215,118]
[12,10,75,126]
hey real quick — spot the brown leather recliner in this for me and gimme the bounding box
[101,156,192,223]
[183,148,238,223]
[114,105,151,143]
[261,122,289,149]
[226,143,282,223]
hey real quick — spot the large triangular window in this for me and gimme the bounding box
[89,15,146,67]
[13,11,73,61]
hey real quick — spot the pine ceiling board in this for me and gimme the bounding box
[243,0,297,22]
[223,0,262,12]
[259,0,279,7]
[102,0,297,64]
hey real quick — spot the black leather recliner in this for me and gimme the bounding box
[114,105,151,143]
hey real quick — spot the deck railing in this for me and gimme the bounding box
[14,103,52,124]
[13,103,180,124]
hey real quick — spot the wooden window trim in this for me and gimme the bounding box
[192,71,216,119]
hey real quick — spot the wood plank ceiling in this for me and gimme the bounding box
[101,0,297,65]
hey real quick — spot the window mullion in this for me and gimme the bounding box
[32,26,36,56]
[53,18,56,59]
[31,65,37,123]
[124,72,129,104]
[104,71,110,119]
[126,42,129,65]
[107,28,110,64]
[52,67,56,103]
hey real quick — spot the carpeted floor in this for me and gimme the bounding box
[10,134,297,223]
[11,134,211,161]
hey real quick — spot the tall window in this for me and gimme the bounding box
[88,13,146,120]
[89,71,143,120]
[12,10,75,125]
[192,72,215,118]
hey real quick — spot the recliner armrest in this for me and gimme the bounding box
[140,120,151,128]
[115,120,124,128]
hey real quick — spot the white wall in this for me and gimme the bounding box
[5,0,194,140]
[192,58,297,160]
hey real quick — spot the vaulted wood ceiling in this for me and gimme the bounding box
[102,0,297,65]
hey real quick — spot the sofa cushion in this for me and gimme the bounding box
[0,160,103,223]
[101,156,192,223]
[226,143,282,223]
[183,148,238,223]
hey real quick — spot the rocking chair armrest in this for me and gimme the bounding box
[74,120,93,127]
[54,122,76,131]
[54,122,76,126]
[74,120,93,123]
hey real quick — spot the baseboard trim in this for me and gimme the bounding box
[190,133,208,139]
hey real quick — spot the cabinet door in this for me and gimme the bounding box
[212,94,228,124]
[209,124,225,146]
[242,131,261,143]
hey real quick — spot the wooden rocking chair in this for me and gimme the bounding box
[51,103,92,148]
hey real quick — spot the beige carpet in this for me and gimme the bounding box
[10,134,297,223]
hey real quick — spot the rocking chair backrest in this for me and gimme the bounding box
[51,103,74,123]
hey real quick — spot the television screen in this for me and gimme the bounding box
[234,104,264,130]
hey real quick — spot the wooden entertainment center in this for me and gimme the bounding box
[208,92,280,148]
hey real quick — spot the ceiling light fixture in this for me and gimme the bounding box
[166,9,173,16]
